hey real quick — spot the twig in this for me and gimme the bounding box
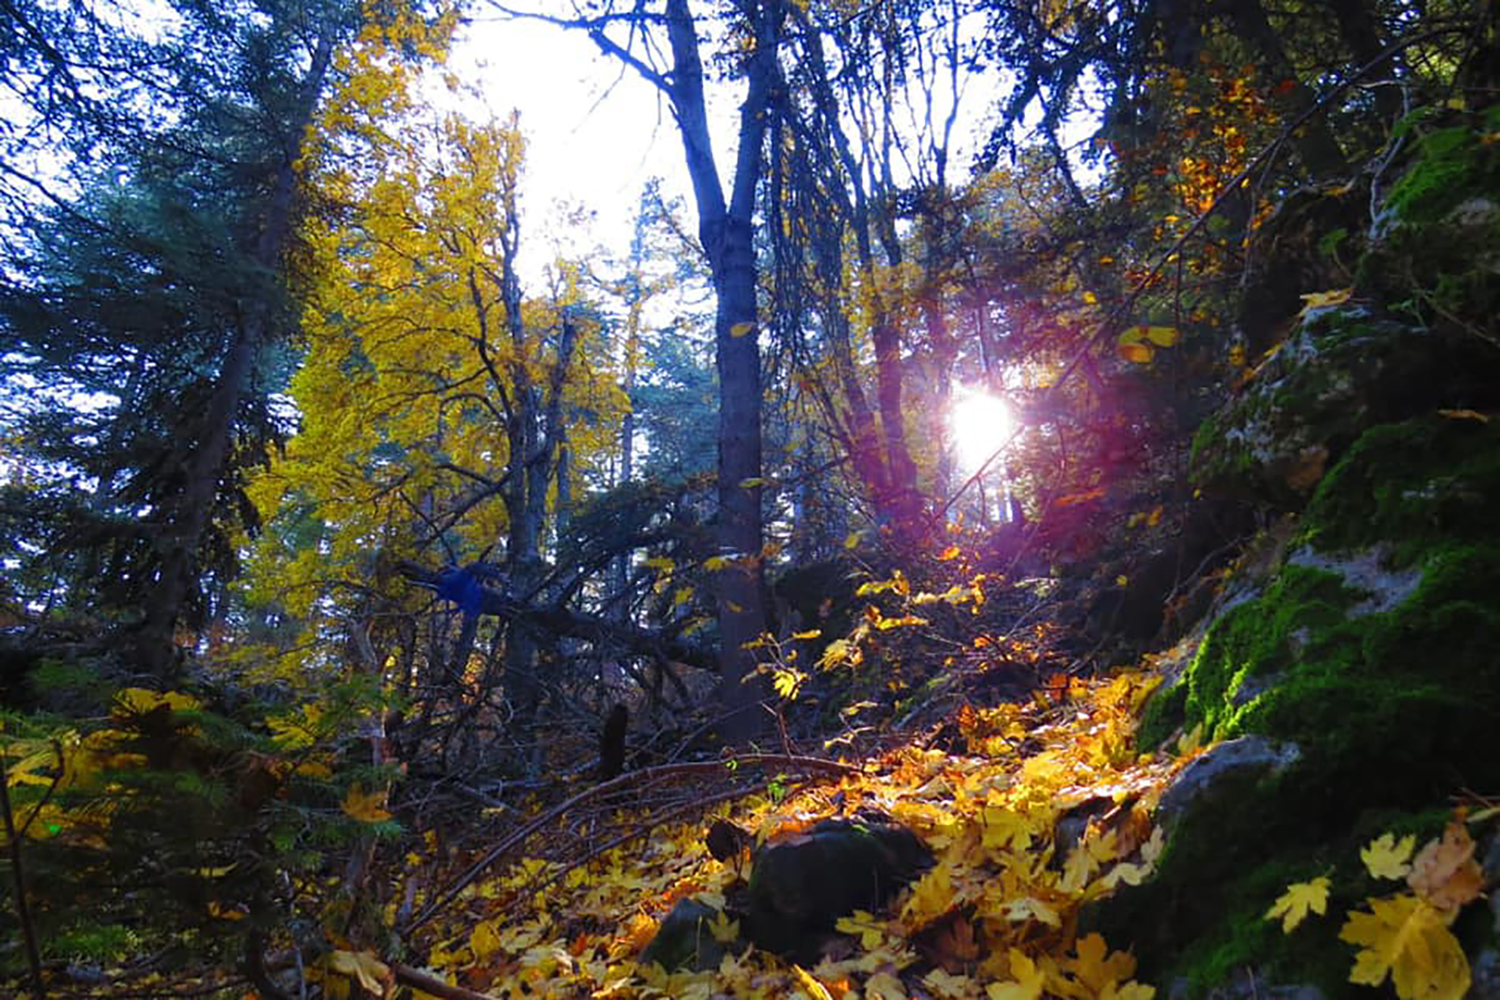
[401,753,855,933]
[393,961,506,1000]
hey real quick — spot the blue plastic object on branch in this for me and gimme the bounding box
[435,564,486,616]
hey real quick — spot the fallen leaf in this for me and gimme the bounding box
[988,949,1046,1000]
[1340,895,1469,1000]
[327,950,390,994]
[1362,833,1416,880]
[1068,932,1137,992]
[1407,821,1483,912]
[1265,877,1330,932]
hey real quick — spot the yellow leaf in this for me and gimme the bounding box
[925,968,976,999]
[902,865,955,926]
[114,688,200,716]
[1068,933,1138,992]
[1177,722,1205,756]
[1122,325,1181,347]
[790,964,833,1000]
[772,668,805,699]
[738,477,766,488]
[703,555,731,571]
[834,912,887,950]
[1340,895,1469,1000]
[937,544,962,561]
[729,321,756,338]
[1265,877,1330,932]
[709,910,739,943]
[1101,984,1156,1000]
[866,971,908,1000]
[207,901,246,920]
[471,919,502,960]
[844,531,863,550]
[1117,341,1154,364]
[1004,896,1061,927]
[327,950,390,993]
[1083,291,1098,305]
[987,949,1046,1000]
[819,638,852,669]
[673,586,694,607]
[1437,408,1490,423]
[1297,287,1353,317]
[790,629,822,640]
[341,784,392,823]
[1362,833,1416,880]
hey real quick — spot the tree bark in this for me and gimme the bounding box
[663,0,781,739]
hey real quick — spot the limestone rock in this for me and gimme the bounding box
[1157,736,1301,826]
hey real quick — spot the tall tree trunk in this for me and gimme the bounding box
[136,29,335,678]
[663,0,779,739]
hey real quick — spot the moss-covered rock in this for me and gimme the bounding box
[1364,105,1500,346]
[1190,309,1490,506]
[1118,416,1500,994]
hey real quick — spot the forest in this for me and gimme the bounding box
[1,0,1498,997]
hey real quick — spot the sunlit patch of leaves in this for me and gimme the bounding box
[392,670,1202,999]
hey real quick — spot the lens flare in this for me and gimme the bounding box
[951,389,1016,471]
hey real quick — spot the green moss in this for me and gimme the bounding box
[1299,417,1500,564]
[1136,679,1187,749]
[1383,106,1500,225]
[1118,414,1500,991]
[1087,769,1353,996]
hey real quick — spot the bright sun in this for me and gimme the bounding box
[951,389,1016,471]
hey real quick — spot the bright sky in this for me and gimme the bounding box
[450,11,712,268]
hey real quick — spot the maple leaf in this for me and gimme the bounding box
[981,805,1034,852]
[1004,896,1062,927]
[471,919,503,960]
[1362,833,1416,880]
[1406,820,1483,912]
[902,865,956,926]
[1340,895,1470,1000]
[988,949,1046,1000]
[1068,933,1138,992]
[341,783,392,823]
[925,967,977,999]
[327,950,390,993]
[1265,877,1330,932]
